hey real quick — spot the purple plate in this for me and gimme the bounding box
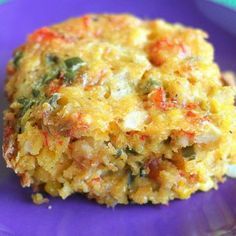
[1,0,236,235]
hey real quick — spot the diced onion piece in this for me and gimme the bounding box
[195,122,221,144]
[177,135,190,147]
[110,71,132,100]
[123,110,148,131]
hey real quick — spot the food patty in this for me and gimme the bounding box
[3,14,236,205]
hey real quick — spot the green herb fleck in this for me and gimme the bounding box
[32,88,40,98]
[63,70,76,85]
[13,51,23,68]
[41,68,60,85]
[149,78,160,87]
[18,97,36,117]
[182,146,196,159]
[140,78,160,95]
[127,171,134,187]
[45,54,60,65]
[139,167,147,177]
[48,93,60,108]
[125,147,139,156]
[115,149,123,158]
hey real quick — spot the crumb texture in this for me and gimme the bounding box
[3,14,236,205]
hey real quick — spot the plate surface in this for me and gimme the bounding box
[0,0,236,235]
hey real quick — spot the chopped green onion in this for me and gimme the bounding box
[63,57,86,85]
[41,68,60,85]
[17,55,86,119]
[63,70,76,85]
[18,97,36,117]
[32,88,40,97]
[64,57,85,71]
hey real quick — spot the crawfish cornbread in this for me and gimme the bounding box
[3,14,236,205]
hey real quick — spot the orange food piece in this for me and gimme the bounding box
[28,27,63,43]
[152,87,166,110]
[82,15,91,28]
[140,135,149,141]
[152,88,177,110]
[149,38,187,66]
[3,126,14,140]
[186,110,197,118]
[184,103,209,123]
[185,103,198,110]
[7,64,15,75]
[148,158,161,181]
